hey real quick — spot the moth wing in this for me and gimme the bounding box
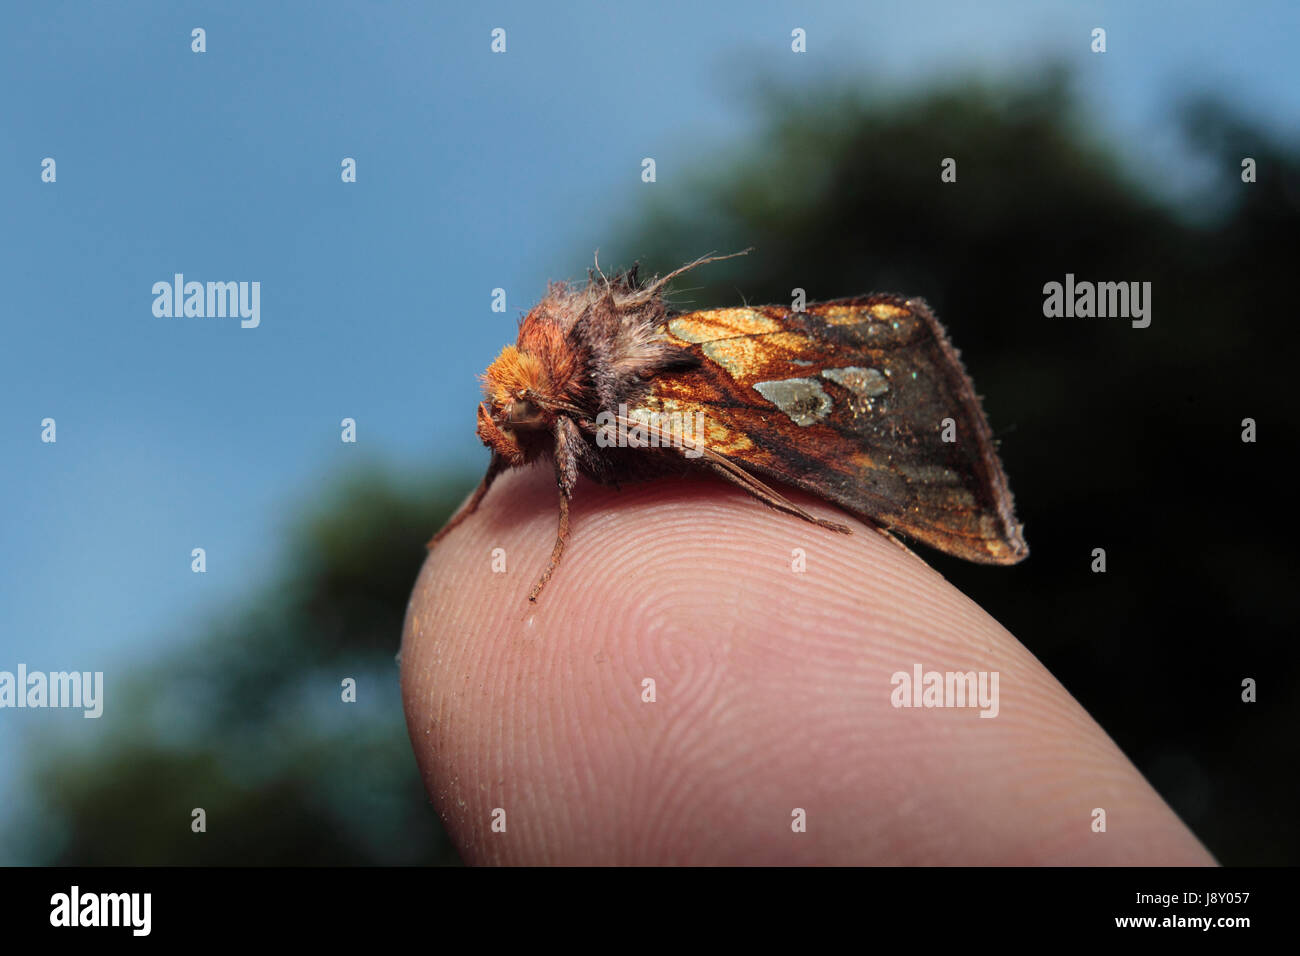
[641,297,1027,564]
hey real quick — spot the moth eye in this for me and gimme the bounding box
[505,399,543,426]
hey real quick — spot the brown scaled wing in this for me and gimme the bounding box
[641,296,1028,564]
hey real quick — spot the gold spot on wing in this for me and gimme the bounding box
[642,387,753,454]
[667,308,781,343]
[870,303,910,321]
[701,331,818,380]
[818,305,872,326]
[819,302,911,325]
[704,419,754,454]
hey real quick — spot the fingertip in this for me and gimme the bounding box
[401,464,1213,864]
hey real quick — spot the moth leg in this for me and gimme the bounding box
[698,447,852,535]
[693,442,922,558]
[528,418,581,603]
[426,453,507,548]
[863,522,923,561]
[707,446,920,560]
[528,490,570,603]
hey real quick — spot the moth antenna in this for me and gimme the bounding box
[592,249,611,293]
[642,248,754,298]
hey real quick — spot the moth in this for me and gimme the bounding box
[430,253,1028,601]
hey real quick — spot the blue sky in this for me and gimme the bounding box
[1,0,1297,815]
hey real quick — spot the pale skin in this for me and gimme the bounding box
[401,465,1216,865]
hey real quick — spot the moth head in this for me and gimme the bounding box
[482,343,555,425]
[476,344,558,464]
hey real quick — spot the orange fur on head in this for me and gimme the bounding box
[482,313,584,409]
[516,316,581,402]
[482,344,543,407]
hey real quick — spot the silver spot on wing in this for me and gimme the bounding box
[899,464,962,484]
[820,366,889,398]
[752,377,832,426]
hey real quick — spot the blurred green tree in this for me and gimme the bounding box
[10,469,471,865]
